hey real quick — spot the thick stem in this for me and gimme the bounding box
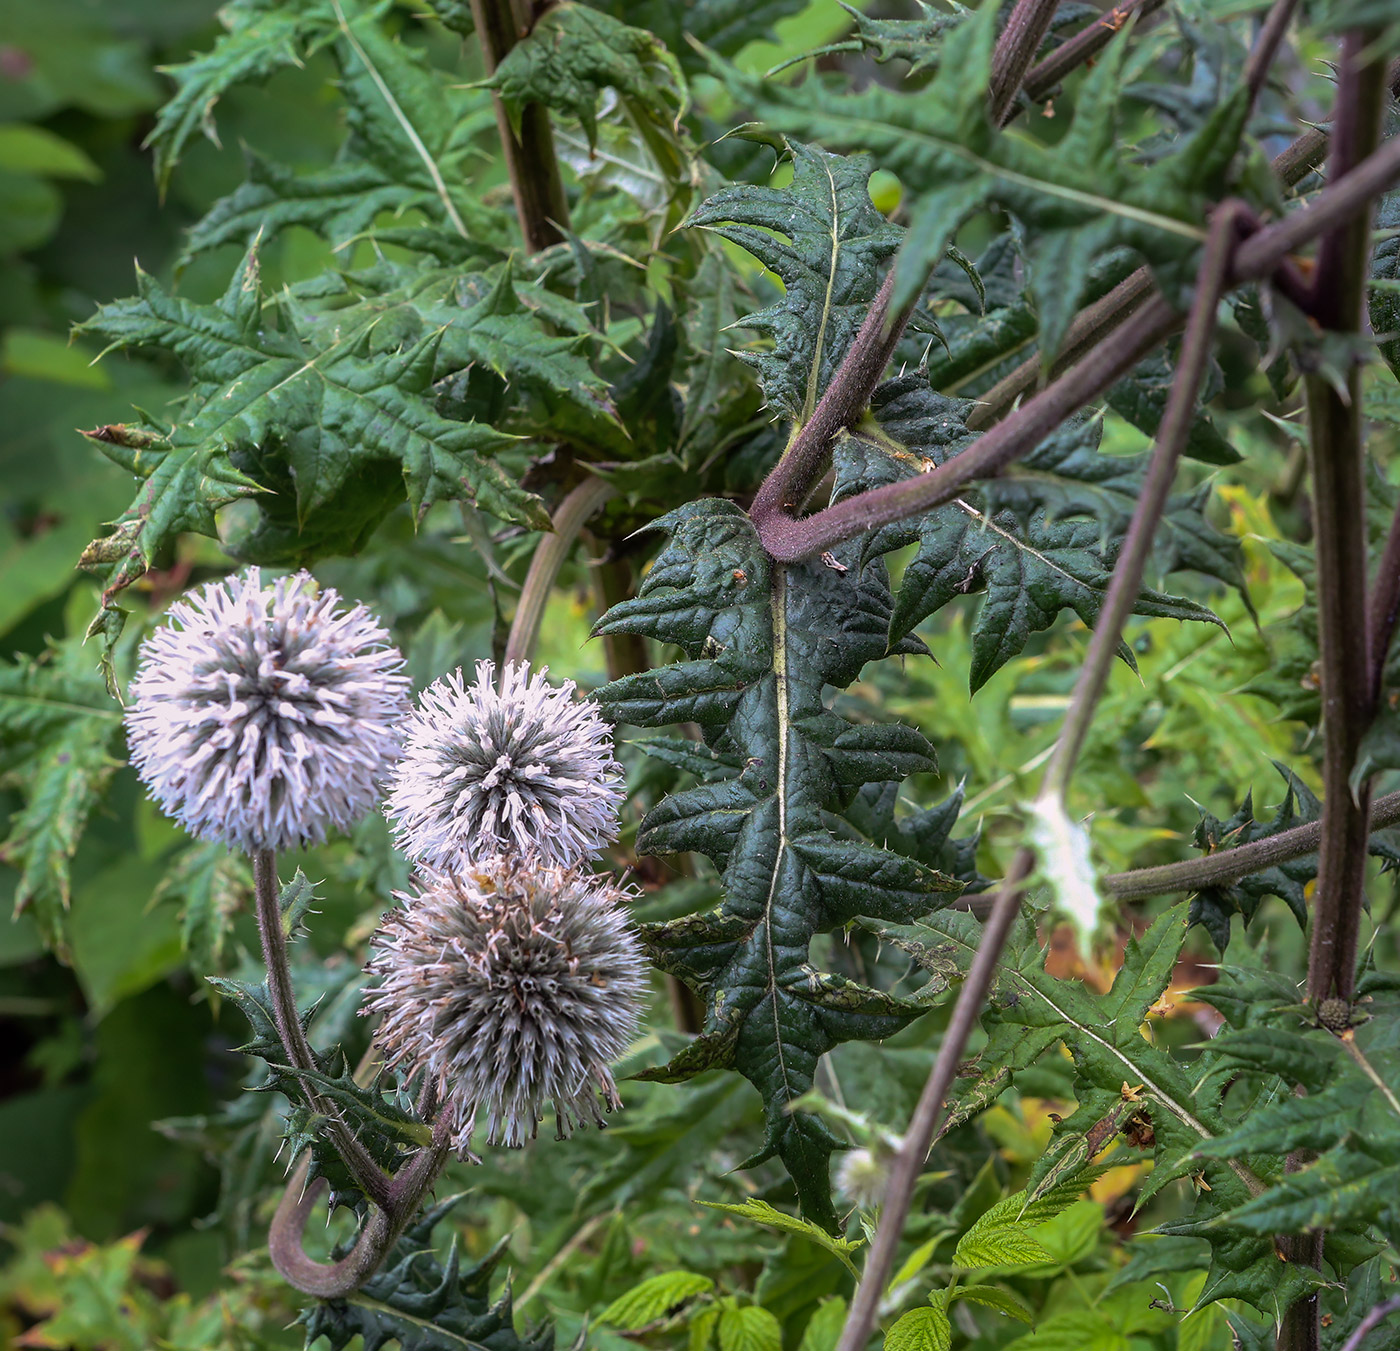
[762,129,1400,562]
[749,271,911,531]
[836,854,1032,1351]
[469,0,570,253]
[1099,786,1400,899]
[504,475,616,668]
[1019,0,1167,112]
[987,0,1063,126]
[252,851,392,1209]
[759,296,1179,561]
[1302,34,1389,1011]
[1042,206,1244,798]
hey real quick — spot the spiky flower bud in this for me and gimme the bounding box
[384,660,623,871]
[363,859,646,1155]
[125,568,410,854]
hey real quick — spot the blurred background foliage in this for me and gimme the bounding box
[0,0,1393,1348]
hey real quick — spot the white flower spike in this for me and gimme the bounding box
[384,659,624,871]
[363,858,647,1155]
[125,568,410,854]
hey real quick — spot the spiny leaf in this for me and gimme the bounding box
[846,380,1236,690]
[731,2,1250,360]
[75,247,550,627]
[152,842,251,976]
[299,1199,552,1350]
[594,472,963,1230]
[0,636,125,956]
[687,136,903,422]
[145,0,340,189]
[1185,763,1400,950]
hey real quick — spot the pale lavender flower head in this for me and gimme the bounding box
[125,568,411,854]
[384,660,623,871]
[363,858,647,1155]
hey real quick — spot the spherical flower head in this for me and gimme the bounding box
[363,859,647,1155]
[125,568,411,854]
[384,659,623,871]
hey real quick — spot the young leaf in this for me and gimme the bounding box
[600,1271,716,1330]
[884,1303,952,1351]
[717,1305,782,1351]
[696,1198,863,1276]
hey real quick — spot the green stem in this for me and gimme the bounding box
[252,850,393,1209]
[504,475,616,669]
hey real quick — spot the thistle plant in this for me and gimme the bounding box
[363,860,646,1156]
[384,659,624,871]
[13,0,1400,1347]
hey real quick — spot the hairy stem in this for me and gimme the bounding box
[252,851,392,1209]
[987,0,1063,126]
[469,0,570,253]
[1042,205,1244,799]
[836,854,1032,1351]
[750,271,911,532]
[1302,34,1389,1012]
[504,475,616,668]
[761,128,1400,561]
[1019,0,1167,112]
[1098,786,1400,899]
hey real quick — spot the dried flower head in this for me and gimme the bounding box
[363,858,647,1154]
[384,660,623,871]
[125,568,410,854]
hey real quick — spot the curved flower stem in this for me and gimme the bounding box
[253,850,393,1209]
[268,1114,454,1297]
[834,853,1033,1351]
[1099,786,1400,900]
[504,475,617,669]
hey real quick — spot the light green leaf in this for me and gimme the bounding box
[718,1305,782,1351]
[0,124,99,179]
[697,1198,864,1276]
[799,1298,848,1351]
[884,1303,952,1351]
[600,1272,716,1330]
[950,1284,1034,1323]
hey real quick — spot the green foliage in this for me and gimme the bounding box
[3,3,1400,1351]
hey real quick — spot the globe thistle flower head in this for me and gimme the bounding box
[363,858,647,1155]
[125,568,410,854]
[384,660,623,871]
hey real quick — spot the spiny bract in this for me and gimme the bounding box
[125,568,410,854]
[384,659,624,871]
[362,858,647,1155]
